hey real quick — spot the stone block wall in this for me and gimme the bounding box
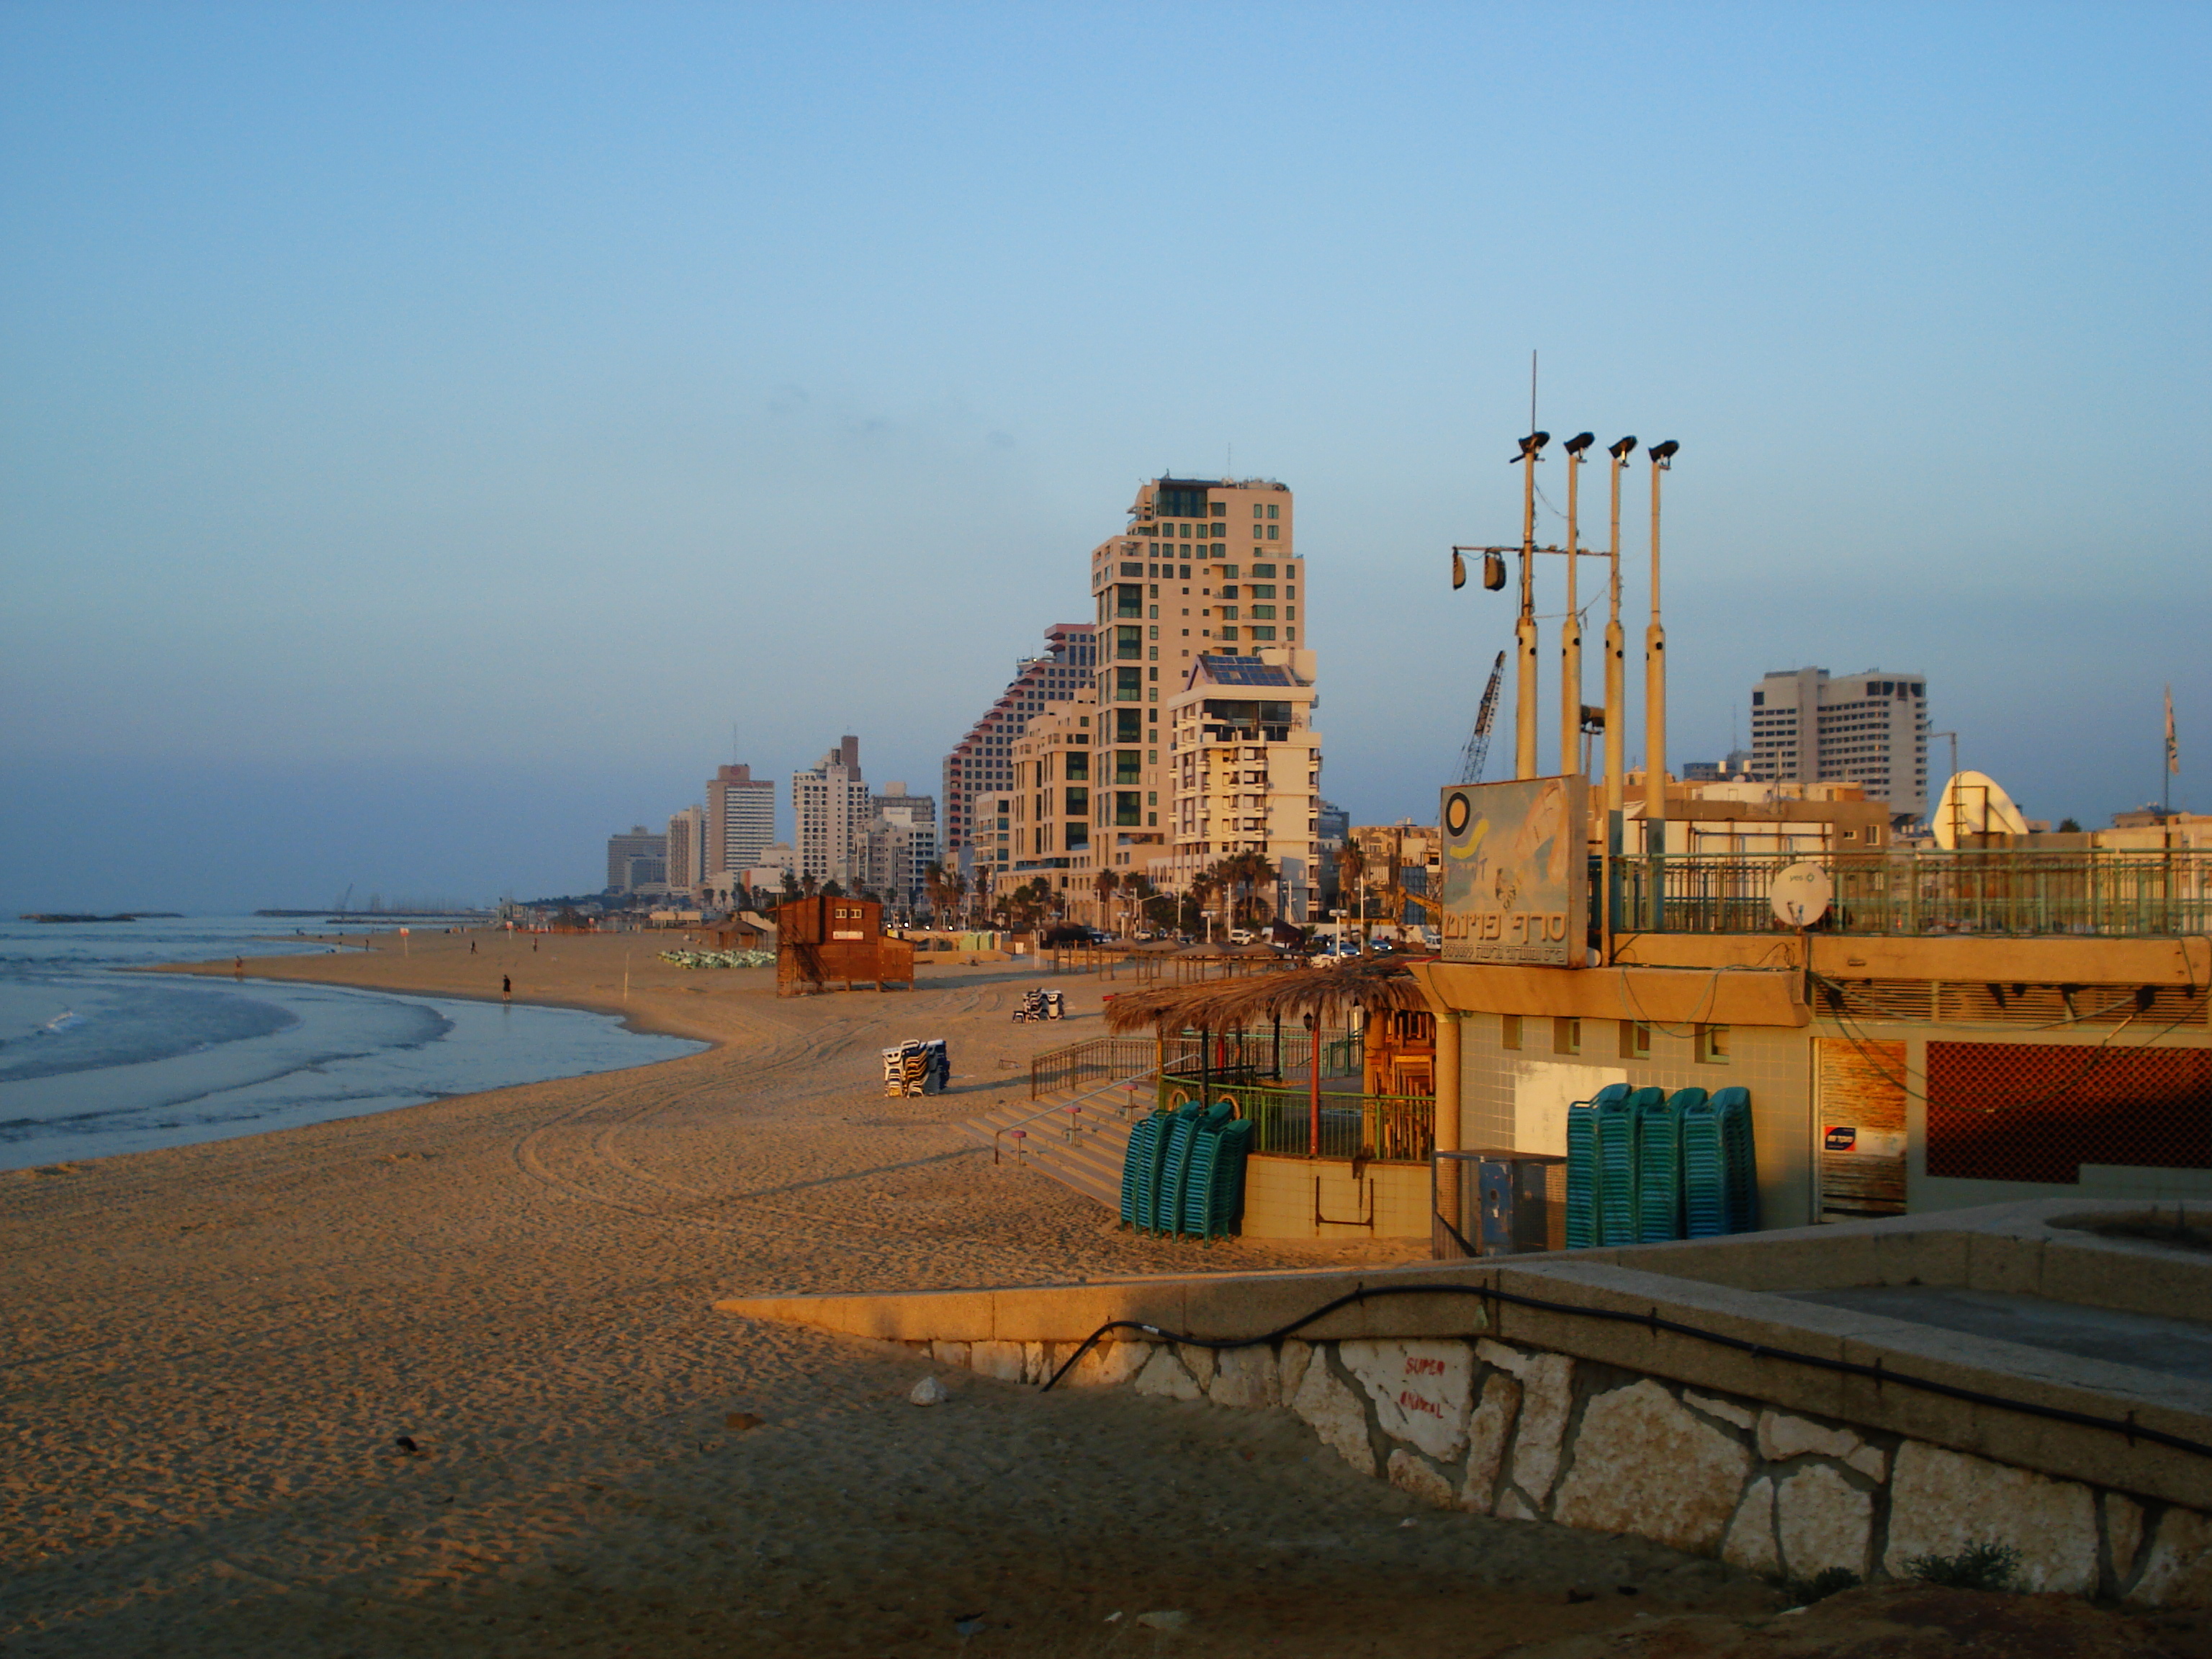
[907,1331,2212,1609]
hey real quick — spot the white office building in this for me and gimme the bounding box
[793,736,873,886]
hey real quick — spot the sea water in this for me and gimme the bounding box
[0,916,704,1171]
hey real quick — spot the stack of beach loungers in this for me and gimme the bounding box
[1567,1082,1756,1247]
[881,1040,950,1097]
[1118,1099,1255,1241]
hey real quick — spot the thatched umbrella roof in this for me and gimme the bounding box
[1103,956,1429,1033]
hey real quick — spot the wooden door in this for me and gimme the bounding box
[1815,1038,1908,1219]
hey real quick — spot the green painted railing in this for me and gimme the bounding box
[1609,850,2212,938]
[1155,1076,1434,1164]
[1031,1027,1355,1100]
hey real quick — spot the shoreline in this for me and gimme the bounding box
[4,927,1790,1658]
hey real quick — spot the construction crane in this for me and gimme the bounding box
[1457,650,1507,784]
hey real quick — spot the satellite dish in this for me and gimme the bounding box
[1930,770,2029,849]
[1770,861,1833,928]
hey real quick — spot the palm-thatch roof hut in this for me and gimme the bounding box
[1103,955,1427,1034]
[1106,955,1439,1099]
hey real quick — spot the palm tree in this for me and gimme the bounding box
[800,873,819,900]
[1336,842,1367,948]
[1092,868,1120,935]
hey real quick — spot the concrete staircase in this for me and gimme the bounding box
[958,1082,1151,1213]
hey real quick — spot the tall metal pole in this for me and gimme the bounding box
[1560,435,1590,778]
[1605,440,1634,815]
[1645,442,1676,857]
[1516,435,1541,779]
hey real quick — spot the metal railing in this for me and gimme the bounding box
[1156,1076,1435,1164]
[1609,850,2212,938]
[1030,1027,1356,1100]
[994,1068,1159,1166]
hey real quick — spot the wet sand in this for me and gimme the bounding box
[3,930,1797,1655]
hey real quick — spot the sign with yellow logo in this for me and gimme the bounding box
[1439,776,1588,967]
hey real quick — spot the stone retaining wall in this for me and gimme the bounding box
[909,1332,2212,1610]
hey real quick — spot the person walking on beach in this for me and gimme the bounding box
[469,940,476,954]
[502,975,511,1002]
[233,957,243,980]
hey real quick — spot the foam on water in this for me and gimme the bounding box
[0,916,703,1169]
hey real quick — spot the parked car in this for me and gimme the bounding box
[1228,928,1255,945]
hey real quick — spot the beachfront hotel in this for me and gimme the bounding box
[1086,475,1321,920]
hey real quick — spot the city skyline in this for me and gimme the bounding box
[4,5,2205,912]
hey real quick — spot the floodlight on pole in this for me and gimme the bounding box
[1645,441,1678,878]
[1514,431,1548,778]
[1604,438,1635,816]
[1560,434,1593,777]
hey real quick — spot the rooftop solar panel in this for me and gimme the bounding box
[1203,656,1297,686]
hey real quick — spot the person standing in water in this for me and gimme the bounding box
[502,975,511,1002]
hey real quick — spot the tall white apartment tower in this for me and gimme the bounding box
[1749,667,1929,820]
[793,735,873,885]
[705,764,776,878]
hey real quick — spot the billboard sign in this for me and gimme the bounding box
[1439,775,1588,967]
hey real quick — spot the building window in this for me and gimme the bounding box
[1619,1020,1650,1059]
[1116,626,1142,659]
[1267,526,1278,539]
[1696,1024,1731,1064]
[1220,626,1239,641]
[1553,1017,1581,1055]
[1501,1014,1523,1051]
[1115,792,1142,826]
[1065,786,1088,816]
[1250,604,1275,619]
[1116,751,1142,783]
[1249,626,1277,641]
[1115,667,1142,701]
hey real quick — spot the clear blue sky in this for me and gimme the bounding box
[4,3,2206,910]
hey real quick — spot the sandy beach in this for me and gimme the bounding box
[0,932,1866,1654]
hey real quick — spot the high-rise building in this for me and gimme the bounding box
[862,783,939,913]
[665,804,707,894]
[997,686,1098,915]
[1162,654,1324,922]
[1749,667,1929,820]
[706,763,776,879]
[606,826,667,893]
[793,735,872,885]
[1086,475,1313,905]
[942,624,1097,866]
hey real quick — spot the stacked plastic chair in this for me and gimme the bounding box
[1635,1087,1700,1244]
[1681,1087,1758,1236]
[1118,1112,1164,1228]
[1714,1086,1758,1233]
[1565,1084,1628,1249]
[1192,1118,1256,1239]
[1119,1100,1255,1238]
[1593,1087,1653,1246]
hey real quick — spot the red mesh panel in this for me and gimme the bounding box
[1925,1041,2212,1184]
